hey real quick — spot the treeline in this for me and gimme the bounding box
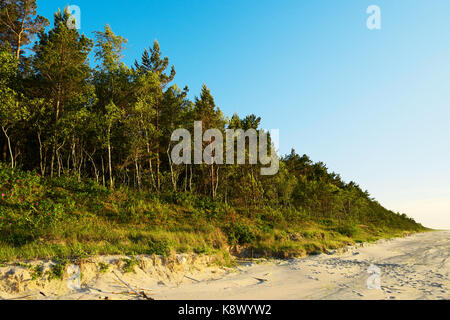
[0,1,422,230]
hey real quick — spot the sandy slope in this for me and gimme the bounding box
[153,231,449,300]
[1,231,448,300]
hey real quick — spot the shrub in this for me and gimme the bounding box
[336,224,359,237]
[225,223,256,245]
[47,259,69,280]
[31,265,44,280]
[147,239,170,256]
[122,258,140,273]
[98,262,109,274]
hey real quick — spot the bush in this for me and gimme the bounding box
[336,225,359,237]
[47,259,69,280]
[225,223,256,245]
[122,258,140,273]
[48,175,109,196]
[147,239,170,256]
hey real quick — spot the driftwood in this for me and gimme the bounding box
[184,275,201,283]
[112,271,153,300]
[140,291,154,300]
[253,277,269,283]
[82,284,154,300]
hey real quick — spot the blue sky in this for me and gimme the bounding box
[36,0,450,229]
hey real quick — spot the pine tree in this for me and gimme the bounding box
[134,40,176,88]
[0,0,48,60]
[194,84,226,199]
[134,40,176,192]
[32,8,93,177]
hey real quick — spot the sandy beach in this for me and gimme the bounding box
[153,231,449,300]
[1,231,448,300]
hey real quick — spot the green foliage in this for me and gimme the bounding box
[98,262,109,274]
[46,258,69,280]
[31,264,44,280]
[0,0,48,59]
[225,223,256,245]
[0,163,426,262]
[335,225,360,238]
[0,1,426,264]
[94,24,127,73]
[146,239,170,256]
[122,258,139,273]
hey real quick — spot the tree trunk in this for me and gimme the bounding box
[84,150,99,183]
[167,143,177,192]
[78,155,83,182]
[189,165,193,192]
[215,166,220,199]
[57,149,62,177]
[155,106,160,192]
[184,165,188,192]
[16,32,22,61]
[1,127,14,169]
[146,139,156,191]
[55,141,65,177]
[107,127,113,189]
[101,155,106,187]
[37,131,46,177]
[135,153,141,190]
[210,164,215,200]
[51,87,62,178]
[15,0,30,61]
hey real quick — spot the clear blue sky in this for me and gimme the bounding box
[36,0,450,229]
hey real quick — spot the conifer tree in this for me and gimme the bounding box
[32,8,93,177]
[134,40,176,192]
[0,0,48,60]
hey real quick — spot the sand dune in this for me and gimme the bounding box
[153,231,449,300]
[1,231,448,300]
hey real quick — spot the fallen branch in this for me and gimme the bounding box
[140,291,154,300]
[184,275,201,283]
[112,271,153,300]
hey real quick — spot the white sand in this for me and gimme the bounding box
[1,231,448,300]
[152,231,449,300]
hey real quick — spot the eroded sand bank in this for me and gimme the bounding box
[154,231,449,300]
[1,231,448,300]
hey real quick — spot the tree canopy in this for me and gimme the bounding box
[0,2,423,236]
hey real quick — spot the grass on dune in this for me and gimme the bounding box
[0,166,426,263]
